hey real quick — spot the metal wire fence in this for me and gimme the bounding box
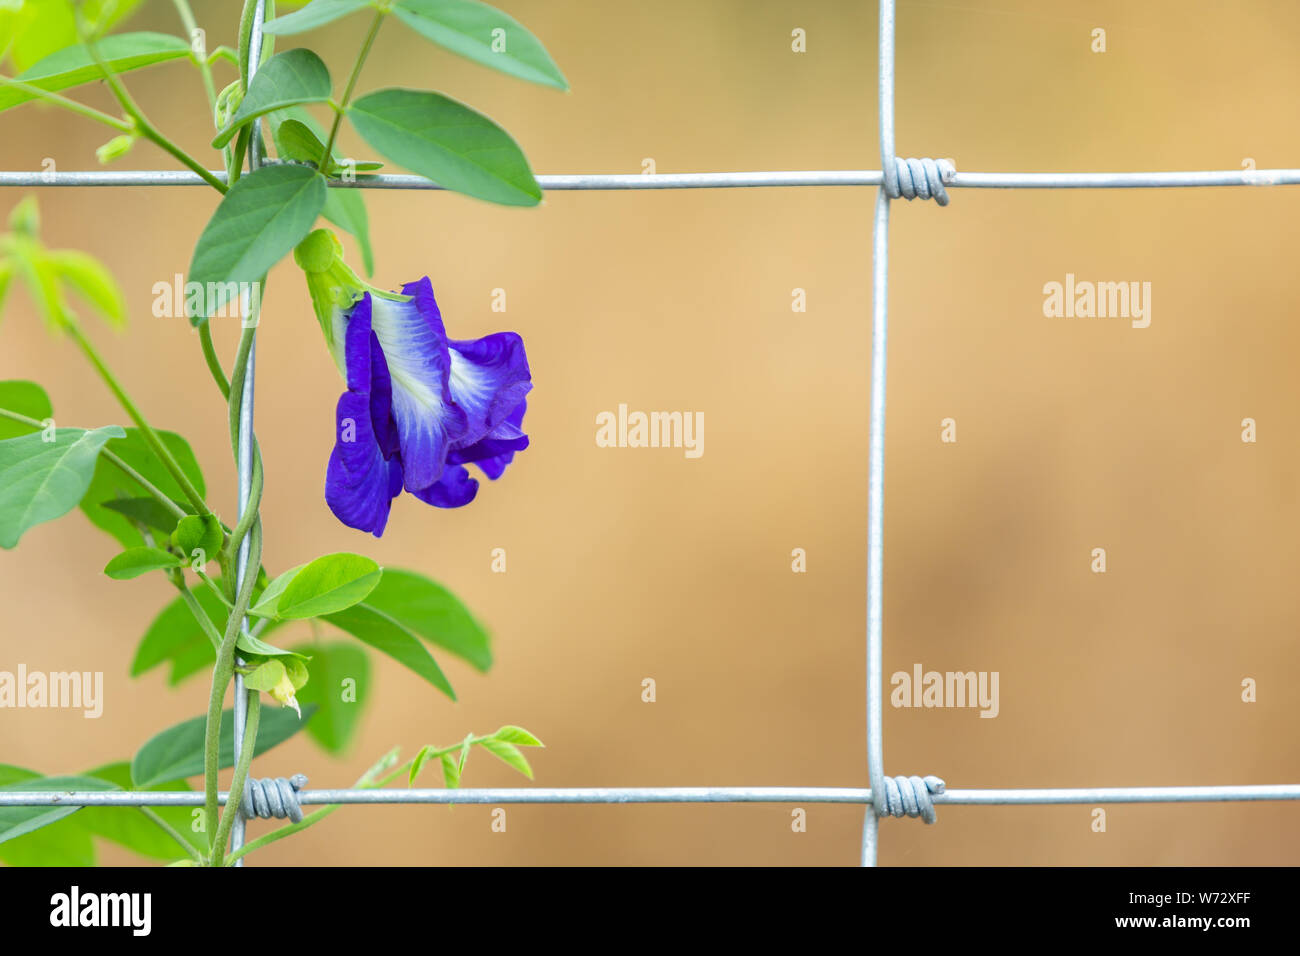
[3,0,1299,866]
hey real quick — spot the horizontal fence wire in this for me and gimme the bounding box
[4,785,1300,808]
[1,168,1300,190]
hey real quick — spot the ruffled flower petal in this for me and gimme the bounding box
[410,462,480,508]
[446,332,532,445]
[367,278,467,492]
[447,400,529,479]
[325,300,402,535]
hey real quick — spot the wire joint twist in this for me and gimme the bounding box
[240,774,308,823]
[883,157,956,205]
[876,774,945,823]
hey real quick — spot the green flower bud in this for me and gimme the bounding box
[95,135,135,165]
[294,228,408,372]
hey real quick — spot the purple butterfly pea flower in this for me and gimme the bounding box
[297,231,531,537]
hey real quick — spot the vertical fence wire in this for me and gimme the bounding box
[229,0,268,866]
[861,0,897,869]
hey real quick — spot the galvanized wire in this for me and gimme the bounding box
[4,784,1300,809]
[0,169,1298,190]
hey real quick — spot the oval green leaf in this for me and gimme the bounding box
[187,164,327,322]
[212,48,333,148]
[0,425,125,549]
[364,567,491,670]
[348,88,541,206]
[478,738,533,779]
[103,546,183,580]
[392,0,568,90]
[323,602,455,699]
[129,705,317,789]
[262,0,374,36]
[292,641,370,754]
[0,33,193,113]
[256,552,381,620]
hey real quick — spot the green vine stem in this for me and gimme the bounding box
[319,9,387,167]
[197,324,232,399]
[200,516,262,857]
[141,807,203,864]
[0,76,132,132]
[63,319,211,517]
[170,0,217,115]
[209,689,260,866]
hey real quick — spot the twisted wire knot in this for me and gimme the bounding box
[240,774,308,823]
[876,774,945,823]
[883,157,956,205]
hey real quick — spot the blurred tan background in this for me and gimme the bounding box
[2,0,1299,865]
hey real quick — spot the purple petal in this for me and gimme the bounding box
[325,305,403,536]
[367,278,467,491]
[410,462,479,509]
[447,400,529,479]
[447,331,532,446]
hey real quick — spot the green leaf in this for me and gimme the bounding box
[0,380,52,440]
[0,424,125,549]
[131,585,226,683]
[170,513,222,565]
[187,164,327,322]
[269,107,383,174]
[81,428,204,549]
[0,1,77,73]
[237,627,300,660]
[293,641,370,754]
[392,0,568,90]
[247,561,302,617]
[272,118,332,165]
[45,250,125,328]
[99,496,181,535]
[0,33,193,113]
[252,552,381,620]
[263,0,375,36]
[0,1,145,73]
[269,110,377,274]
[0,773,118,845]
[477,738,533,779]
[0,764,96,865]
[104,546,183,579]
[75,761,203,861]
[348,88,541,206]
[0,816,95,866]
[130,705,317,789]
[408,745,433,786]
[212,49,332,148]
[440,752,460,789]
[492,725,543,747]
[323,603,455,699]
[365,568,491,671]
